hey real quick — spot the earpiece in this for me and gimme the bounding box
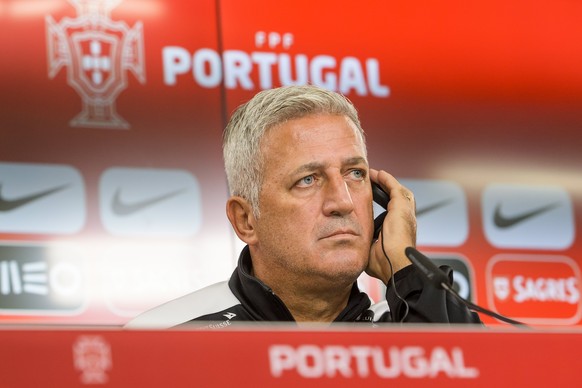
[372,181,409,322]
[372,182,389,239]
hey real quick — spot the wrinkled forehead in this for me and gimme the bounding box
[260,114,368,174]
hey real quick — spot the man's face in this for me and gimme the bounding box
[250,114,374,289]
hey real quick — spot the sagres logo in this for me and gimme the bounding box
[46,0,145,129]
[486,254,582,325]
[0,244,85,314]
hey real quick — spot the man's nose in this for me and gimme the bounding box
[322,175,355,216]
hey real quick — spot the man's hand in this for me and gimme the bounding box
[365,169,416,284]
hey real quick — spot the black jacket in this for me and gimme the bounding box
[125,246,481,329]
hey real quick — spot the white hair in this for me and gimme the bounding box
[223,85,366,217]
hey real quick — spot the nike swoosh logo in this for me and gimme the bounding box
[416,198,454,217]
[111,188,186,216]
[493,202,561,228]
[0,183,70,212]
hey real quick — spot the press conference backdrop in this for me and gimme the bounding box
[0,0,580,326]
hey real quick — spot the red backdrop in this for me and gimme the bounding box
[0,0,580,326]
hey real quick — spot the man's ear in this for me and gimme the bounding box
[226,196,259,245]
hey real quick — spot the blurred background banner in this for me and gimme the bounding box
[0,0,580,326]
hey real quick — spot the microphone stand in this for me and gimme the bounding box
[405,247,528,327]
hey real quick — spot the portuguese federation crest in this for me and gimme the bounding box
[46,0,145,129]
[73,335,112,384]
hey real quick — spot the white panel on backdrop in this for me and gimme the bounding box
[400,179,469,247]
[98,242,221,318]
[99,167,202,237]
[482,184,574,250]
[0,162,86,234]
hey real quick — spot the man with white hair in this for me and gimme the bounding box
[126,85,480,328]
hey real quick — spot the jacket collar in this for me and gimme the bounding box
[228,246,372,322]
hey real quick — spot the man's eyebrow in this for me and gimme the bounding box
[291,157,368,176]
[343,156,369,167]
[292,162,326,176]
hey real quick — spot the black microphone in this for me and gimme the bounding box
[405,246,451,288]
[405,247,528,327]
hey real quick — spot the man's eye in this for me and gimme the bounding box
[297,175,315,187]
[350,169,365,180]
